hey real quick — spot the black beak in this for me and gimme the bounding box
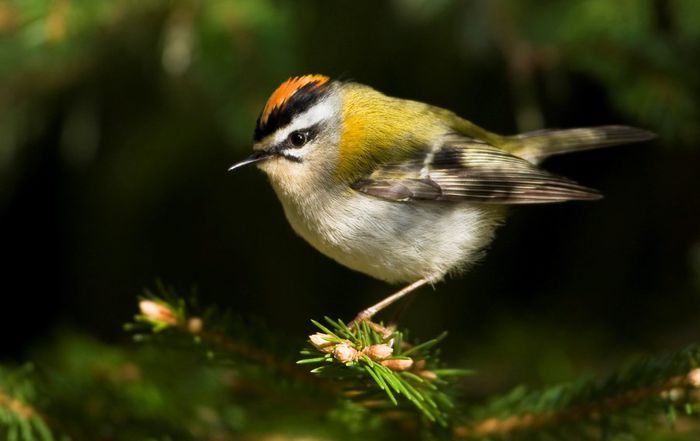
[228,150,273,171]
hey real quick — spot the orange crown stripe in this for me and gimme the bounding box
[261,74,330,125]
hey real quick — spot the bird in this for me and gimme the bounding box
[229,74,654,322]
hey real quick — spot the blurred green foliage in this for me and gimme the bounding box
[4,294,700,440]
[0,0,699,425]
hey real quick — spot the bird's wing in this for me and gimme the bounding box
[503,125,656,164]
[350,135,601,204]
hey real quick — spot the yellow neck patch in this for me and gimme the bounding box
[337,85,445,182]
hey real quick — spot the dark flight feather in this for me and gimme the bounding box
[351,136,601,204]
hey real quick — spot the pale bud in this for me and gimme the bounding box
[333,342,359,363]
[367,321,396,338]
[139,300,178,326]
[381,358,414,371]
[688,368,700,387]
[187,317,203,333]
[668,387,684,401]
[418,370,438,380]
[309,332,334,352]
[364,344,393,361]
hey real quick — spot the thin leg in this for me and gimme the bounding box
[353,278,430,323]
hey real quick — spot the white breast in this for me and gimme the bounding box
[274,184,505,284]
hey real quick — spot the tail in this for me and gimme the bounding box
[504,125,656,164]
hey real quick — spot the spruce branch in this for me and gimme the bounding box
[454,345,700,439]
[0,365,56,441]
[299,317,471,426]
[129,289,471,428]
[127,287,337,394]
[122,286,700,439]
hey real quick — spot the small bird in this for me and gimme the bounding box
[230,74,654,322]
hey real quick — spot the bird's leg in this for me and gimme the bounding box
[353,278,430,323]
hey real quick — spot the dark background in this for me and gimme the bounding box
[1,0,699,390]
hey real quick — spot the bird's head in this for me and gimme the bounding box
[230,75,444,197]
[229,75,345,195]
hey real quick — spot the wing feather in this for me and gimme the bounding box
[350,136,601,204]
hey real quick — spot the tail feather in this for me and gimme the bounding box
[506,125,656,164]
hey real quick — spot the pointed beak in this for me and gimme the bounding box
[228,150,273,171]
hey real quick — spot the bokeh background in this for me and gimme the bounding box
[2,0,700,392]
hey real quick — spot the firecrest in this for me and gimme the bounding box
[230,74,654,321]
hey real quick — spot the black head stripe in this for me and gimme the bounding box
[254,81,331,142]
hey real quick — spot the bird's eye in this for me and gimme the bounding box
[289,131,308,147]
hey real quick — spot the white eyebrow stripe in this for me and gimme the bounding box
[272,99,334,145]
[281,149,304,159]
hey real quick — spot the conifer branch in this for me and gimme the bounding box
[131,292,468,426]
[4,289,700,440]
[129,292,338,394]
[0,366,56,441]
[0,387,37,420]
[455,345,700,439]
[298,316,471,425]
